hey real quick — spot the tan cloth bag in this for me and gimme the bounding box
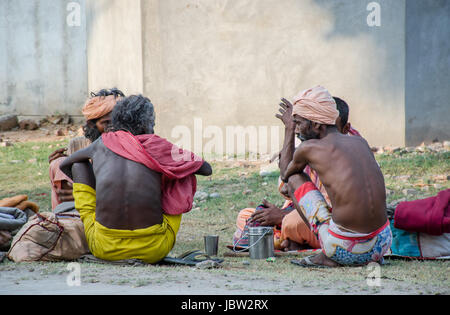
[7,212,90,262]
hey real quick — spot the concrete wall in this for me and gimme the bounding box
[142,0,406,150]
[86,0,144,97]
[405,0,450,146]
[0,0,88,117]
[1,0,448,149]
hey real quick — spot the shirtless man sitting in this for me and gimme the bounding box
[60,95,212,263]
[281,86,391,267]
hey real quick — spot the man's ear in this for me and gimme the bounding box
[342,122,351,135]
[312,122,322,131]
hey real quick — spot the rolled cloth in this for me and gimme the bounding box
[292,85,339,125]
[82,95,121,120]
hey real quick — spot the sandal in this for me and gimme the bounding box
[161,249,223,266]
[291,255,331,269]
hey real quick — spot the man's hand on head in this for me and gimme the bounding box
[48,148,68,164]
[275,98,296,130]
[250,199,286,226]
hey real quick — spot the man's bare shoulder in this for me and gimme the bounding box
[297,139,324,153]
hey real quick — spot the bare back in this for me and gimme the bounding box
[305,133,387,233]
[90,139,163,230]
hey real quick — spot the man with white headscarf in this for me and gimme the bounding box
[282,86,391,268]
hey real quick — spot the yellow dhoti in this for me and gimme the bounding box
[73,183,181,264]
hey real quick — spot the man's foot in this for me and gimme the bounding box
[280,239,312,251]
[291,252,340,268]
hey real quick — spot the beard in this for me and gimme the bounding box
[296,131,319,142]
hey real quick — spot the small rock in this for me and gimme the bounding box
[433,184,443,190]
[415,146,426,153]
[261,182,268,186]
[194,191,208,201]
[10,160,23,164]
[195,260,221,269]
[50,116,63,125]
[385,146,401,154]
[27,158,37,163]
[433,175,448,181]
[402,188,417,196]
[242,260,250,266]
[0,114,19,131]
[243,189,253,195]
[19,119,39,130]
[0,141,13,147]
[55,128,66,136]
[385,189,393,196]
[443,141,450,149]
[209,192,221,198]
[32,146,40,150]
[61,114,71,125]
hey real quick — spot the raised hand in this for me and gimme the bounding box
[48,148,68,164]
[275,98,295,129]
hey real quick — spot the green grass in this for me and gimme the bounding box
[1,139,449,294]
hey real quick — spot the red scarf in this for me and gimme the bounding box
[102,131,204,215]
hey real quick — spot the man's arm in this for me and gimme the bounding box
[59,145,94,180]
[195,161,213,176]
[282,144,309,182]
[276,98,296,178]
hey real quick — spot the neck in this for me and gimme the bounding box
[319,125,339,139]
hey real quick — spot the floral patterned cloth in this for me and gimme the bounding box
[294,182,392,266]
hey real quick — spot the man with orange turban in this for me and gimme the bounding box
[281,85,391,267]
[48,88,124,210]
[233,90,363,252]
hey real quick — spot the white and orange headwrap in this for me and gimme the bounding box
[82,95,122,121]
[292,86,339,125]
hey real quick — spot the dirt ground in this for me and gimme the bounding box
[0,123,83,144]
[1,259,447,295]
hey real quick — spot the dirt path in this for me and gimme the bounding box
[1,260,446,295]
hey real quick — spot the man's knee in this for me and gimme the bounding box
[287,173,311,195]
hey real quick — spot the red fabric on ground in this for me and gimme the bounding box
[394,189,450,236]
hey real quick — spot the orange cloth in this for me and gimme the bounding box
[234,207,320,248]
[281,210,320,248]
[292,85,339,125]
[82,95,121,120]
[49,157,73,210]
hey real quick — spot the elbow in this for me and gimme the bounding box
[204,164,213,176]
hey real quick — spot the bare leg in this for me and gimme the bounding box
[286,173,339,267]
[280,239,312,251]
[72,162,96,189]
[286,173,312,229]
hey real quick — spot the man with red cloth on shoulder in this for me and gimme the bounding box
[60,95,212,263]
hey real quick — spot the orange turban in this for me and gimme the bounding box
[292,86,339,125]
[82,95,121,120]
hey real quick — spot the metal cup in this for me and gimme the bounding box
[249,226,274,259]
[204,235,219,256]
